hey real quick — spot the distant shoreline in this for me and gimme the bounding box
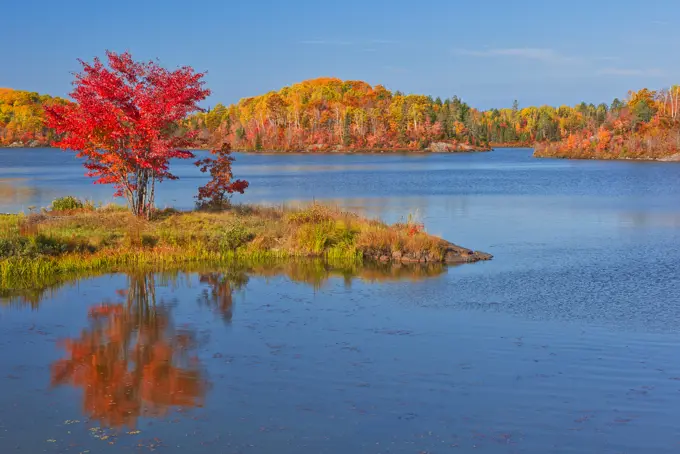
[1,144,493,154]
[533,143,680,162]
[5,144,680,162]
[533,153,680,163]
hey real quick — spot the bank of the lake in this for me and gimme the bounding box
[0,203,491,282]
[533,142,680,161]
[1,143,491,153]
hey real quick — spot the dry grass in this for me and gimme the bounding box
[0,202,455,282]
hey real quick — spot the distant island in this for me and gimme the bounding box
[2,79,680,160]
[0,88,68,147]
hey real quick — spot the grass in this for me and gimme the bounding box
[0,201,477,284]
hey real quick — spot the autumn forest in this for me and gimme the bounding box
[3,78,680,159]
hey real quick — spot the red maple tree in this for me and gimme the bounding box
[195,142,249,208]
[44,51,210,217]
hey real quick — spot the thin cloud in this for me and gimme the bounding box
[299,40,353,46]
[454,47,582,64]
[597,68,666,77]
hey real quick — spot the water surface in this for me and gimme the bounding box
[1,148,680,453]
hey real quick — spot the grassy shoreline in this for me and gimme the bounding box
[0,203,491,284]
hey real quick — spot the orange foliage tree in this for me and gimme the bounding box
[0,88,68,146]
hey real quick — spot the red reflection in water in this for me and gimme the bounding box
[51,274,205,428]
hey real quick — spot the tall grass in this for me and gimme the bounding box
[0,199,474,285]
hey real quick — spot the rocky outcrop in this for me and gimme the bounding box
[427,142,491,153]
[363,242,492,265]
[428,142,457,152]
[2,140,47,148]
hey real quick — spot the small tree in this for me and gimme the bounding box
[195,143,248,209]
[44,51,210,218]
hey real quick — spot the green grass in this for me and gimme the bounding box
[0,200,462,285]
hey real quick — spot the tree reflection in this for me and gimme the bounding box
[2,261,448,308]
[197,271,248,323]
[50,273,206,428]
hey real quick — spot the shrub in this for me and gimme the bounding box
[52,196,84,211]
[33,234,69,255]
[0,234,77,258]
[0,237,33,258]
[141,234,158,248]
[218,226,254,250]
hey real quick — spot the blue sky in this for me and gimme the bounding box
[1,0,677,109]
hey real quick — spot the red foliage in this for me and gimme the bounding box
[44,51,210,217]
[195,143,248,208]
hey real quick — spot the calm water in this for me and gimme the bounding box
[2,148,680,453]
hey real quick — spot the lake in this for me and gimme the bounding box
[2,148,680,453]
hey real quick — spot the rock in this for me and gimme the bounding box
[400,253,420,263]
[444,244,493,264]
[428,142,456,153]
[306,143,327,152]
[364,242,491,265]
[7,141,24,148]
[27,140,41,148]
[427,142,491,153]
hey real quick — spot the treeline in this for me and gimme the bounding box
[186,77,654,153]
[534,88,680,159]
[4,79,680,159]
[0,88,69,147]
[188,77,496,151]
